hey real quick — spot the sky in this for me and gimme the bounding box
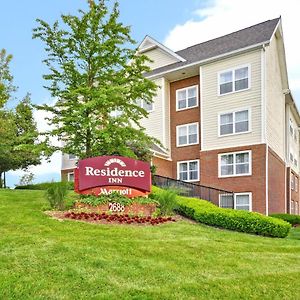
[1,0,300,187]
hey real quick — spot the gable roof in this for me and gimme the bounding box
[138,35,186,62]
[144,17,280,78]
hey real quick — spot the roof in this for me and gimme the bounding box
[144,17,280,77]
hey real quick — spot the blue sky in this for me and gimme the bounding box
[2,0,300,187]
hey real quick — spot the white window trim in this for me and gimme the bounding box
[176,85,199,111]
[219,192,252,211]
[217,64,251,96]
[67,172,74,182]
[136,99,155,113]
[218,108,252,137]
[176,122,199,147]
[177,159,200,182]
[218,150,252,178]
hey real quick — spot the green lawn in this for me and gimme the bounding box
[0,189,300,300]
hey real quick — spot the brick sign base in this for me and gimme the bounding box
[74,202,157,217]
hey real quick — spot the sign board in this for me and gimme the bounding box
[74,156,151,197]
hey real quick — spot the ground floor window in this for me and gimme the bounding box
[295,201,299,215]
[68,172,74,182]
[219,192,252,211]
[291,200,295,214]
[177,160,199,182]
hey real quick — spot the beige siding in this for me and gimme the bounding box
[140,78,169,150]
[265,36,285,160]
[164,78,171,150]
[287,106,299,173]
[143,48,178,70]
[201,50,262,150]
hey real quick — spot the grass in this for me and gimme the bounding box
[0,189,300,300]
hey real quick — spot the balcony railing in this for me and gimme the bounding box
[153,174,234,203]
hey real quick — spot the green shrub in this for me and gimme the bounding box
[176,196,291,238]
[270,213,300,226]
[150,188,178,216]
[15,181,74,190]
[78,192,158,207]
[45,182,69,210]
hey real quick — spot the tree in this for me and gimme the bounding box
[0,94,42,188]
[0,49,16,108]
[33,0,158,161]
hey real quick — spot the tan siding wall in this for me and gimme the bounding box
[265,36,285,160]
[287,106,300,173]
[139,78,169,149]
[201,50,262,150]
[164,78,171,151]
[143,48,178,70]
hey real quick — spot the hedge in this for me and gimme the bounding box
[270,213,300,226]
[151,186,291,238]
[15,181,74,190]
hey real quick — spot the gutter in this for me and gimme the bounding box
[146,41,270,79]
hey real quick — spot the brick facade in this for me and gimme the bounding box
[152,156,173,178]
[268,147,286,214]
[170,76,200,181]
[200,144,267,214]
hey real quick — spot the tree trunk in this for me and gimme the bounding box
[0,172,2,189]
[3,172,6,188]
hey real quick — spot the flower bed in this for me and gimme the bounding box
[61,211,176,225]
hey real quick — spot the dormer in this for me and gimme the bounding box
[138,35,186,70]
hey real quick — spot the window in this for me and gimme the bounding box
[289,119,294,135]
[176,85,198,111]
[68,172,74,182]
[291,200,295,214]
[295,177,298,192]
[177,160,199,182]
[219,194,234,209]
[235,193,252,211]
[295,202,299,215]
[136,99,154,112]
[294,130,297,142]
[219,109,249,136]
[68,154,76,160]
[219,65,249,95]
[291,174,295,191]
[219,151,251,177]
[220,193,252,211]
[176,123,199,147]
[290,153,294,163]
[110,109,123,118]
[294,158,298,168]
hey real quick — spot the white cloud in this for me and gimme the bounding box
[164,0,300,100]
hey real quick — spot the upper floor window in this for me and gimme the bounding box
[219,109,250,136]
[289,119,294,136]
[219,65,250,95]
[176,85,198,111]
[176,122,199,147]
[219,151,251,177]
[177,160,199,182]
[136,99,154,112]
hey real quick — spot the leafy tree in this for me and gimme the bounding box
[0,94,42,188]
[0,49,16,108]
[33,0,158,161]
[18,172,35,186]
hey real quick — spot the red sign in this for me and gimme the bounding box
[74,156,151,197]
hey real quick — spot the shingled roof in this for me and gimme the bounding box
[145,17,280,77]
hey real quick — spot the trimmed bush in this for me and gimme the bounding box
[15,181,74,190]
[175,196,291,238]
[270,213,300,226]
